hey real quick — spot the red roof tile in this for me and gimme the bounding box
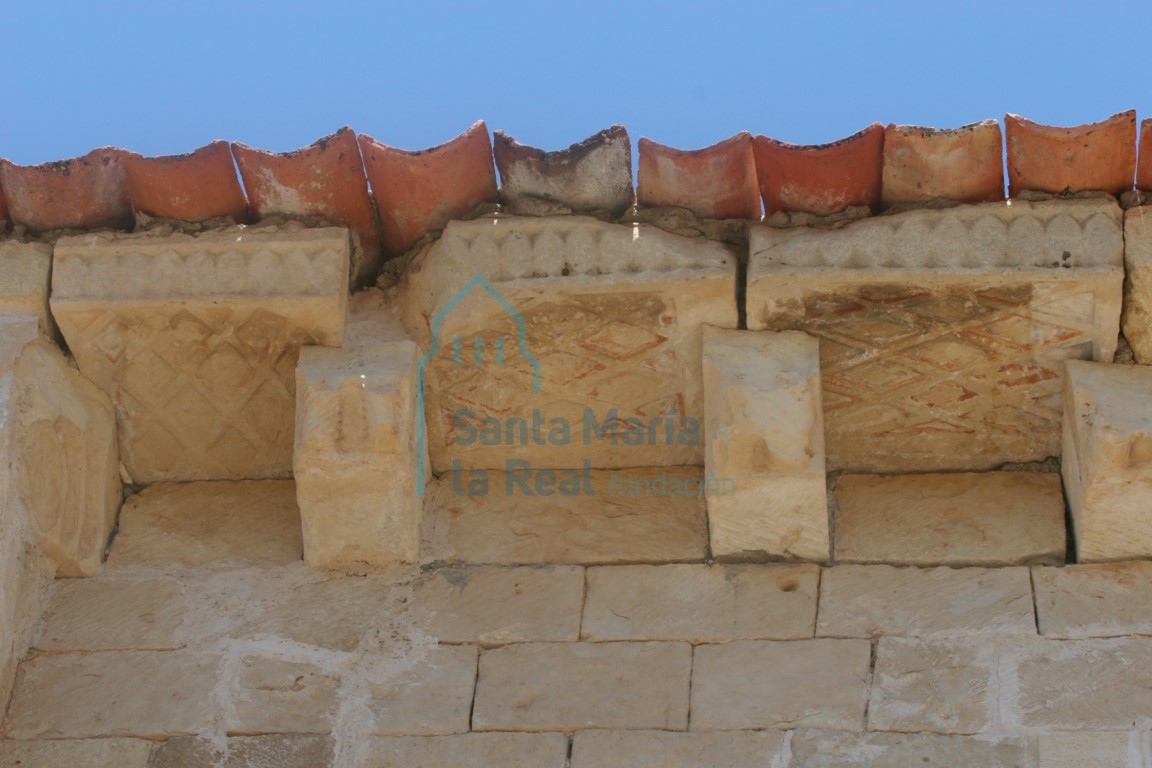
[124,141,248,223]
[1005,111,1136,197]
[637,133,760,219]
[0,148,132,233]
[881,121,1004,207]
[753,123,884,215]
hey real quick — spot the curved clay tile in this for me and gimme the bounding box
[753,123,884,216]
[881,120,1004,207]
[233,127,381,284]
[637,132,760,220]
[1139,118,1152,193]
[358,121,497,256]
[493,125,633,216]
[1005,111,1136,197]
[0,148,132,233]
[124,141,248,223]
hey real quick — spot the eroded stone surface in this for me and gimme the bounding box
[108,480,301,567]
[401,215,738,471]
[817,564,1036,637]
[1034,561,1152,637]
[36,579,183,651]
[412,566,584,644]
[582,563,818,641]
[834,473,1066,566]
[421,469,708,565]
[12,338,120,577]
[1122,208,1152,362]
[51,226,348,482]
[0,738,154,768]
[0,241,52,333]
[1038,731,1139,768]
[357,733,568,768]
[473,641,691,731]
[4,651,218,739]
[149,735,334,768]
[1063,360,1152,561]
[789,729,1037,767]
[690,639,872,731]
[366,645,478,736]
[294,342,422,567]
[703,328,828,562]
[748,199,1123,471]
[229,656,339,735]
[570,729,785,768]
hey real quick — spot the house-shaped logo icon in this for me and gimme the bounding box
[415,274,541,495]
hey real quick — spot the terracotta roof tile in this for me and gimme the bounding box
[754,123,884,215]
[637,132,760,219]
[1006,111,1136,197]
[494,125,633,216]
[359,121,497,256]
[1138,118,1152,193]
[124,141,248,223]
[881,120,1004,207]
[0,148,132,233]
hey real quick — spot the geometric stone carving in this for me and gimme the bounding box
[748,199,1124,472]
[702,327,828,562]
[51,226,348,482]
[0,241,53,335]
[1063,360,1152,562]
[1121,207,1152,363]
[294,341,422,567]
[401,215,738,473]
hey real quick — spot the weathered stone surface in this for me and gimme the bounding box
[11,338,120,577]
[690,639,871,730]
[0,241,52,333]
[36,578,183,651]
[834,473,1066,566]
[570,729,785,768]
[582,563,818,641]
[494,126,633,217]
[1034,561,1152,637]
[366,645,477,736]
[51,226,348,482]
[295,342,422,568]
[412,565,583,644]
[149,735,333,768]
[108,480,302,567]
[748,199,1123,471]
[230,655,339,734]
[421,468,708,565]
[401,215,738,472]
[473,641,691,731]
[817,564,1036,637]
[1038,731,1139,768]
[788,729,1037,767]
[1122,209,1152,363]
[1064,360,1152,561]
[357,734,568,768]
[0,738,154,768]
[703,327,828,561]
[4,651,218,739]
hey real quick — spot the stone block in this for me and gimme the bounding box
[401,215,738,472]
[11,338,120,577]
[4,651,218,739]
[51,226,348,482]
[1063,360,1152,561]
[690,639,872,730]
[0,241,52,334]
[0,738,154,768]
[703,327,828,561]
[472,641,691,731]
[229,656,340,735]
[149,735,333,768]
[1038,732,1139,768]
[570,730,785,768]
[421,468,708,565]
[411,565,584,644]
[817,564,1036,637]
[833,472,1066,566]
[582,563,818,641]
[107,480,302,568]
[1122,208,1152,363]
[788,730,1037,767]
[36,578,183,651]
[294,341,423,568]
[357,734,568,768]
[1033,561,1152,638]
[748,199,1123,471]
[365,645,478,736]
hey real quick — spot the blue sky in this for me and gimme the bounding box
[1,1,1147,165]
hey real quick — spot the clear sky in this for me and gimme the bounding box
[2,0,1148,165]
